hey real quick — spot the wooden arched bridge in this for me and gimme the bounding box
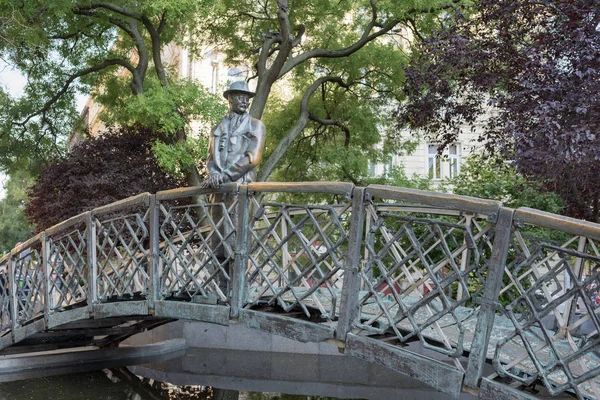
[1,182,600,400]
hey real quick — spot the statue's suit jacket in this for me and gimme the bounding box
[207,112,266,184]
[206,112,266,260]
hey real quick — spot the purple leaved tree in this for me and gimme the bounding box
[398,0,600,221]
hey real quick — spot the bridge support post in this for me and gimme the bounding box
[336,187,366,342]
[230,186,249,319]
[41,232,50,326]
[465,207,514,388]
[8,254,18,338]
[148,195,160,311]
[86,212,97,314]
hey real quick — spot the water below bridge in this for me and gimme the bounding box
[0,345,476,400]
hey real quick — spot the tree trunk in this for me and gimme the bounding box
[249,82,271,120]
[257,76,345,182]
[186,165,204,187]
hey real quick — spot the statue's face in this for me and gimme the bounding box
[228,92,250,115]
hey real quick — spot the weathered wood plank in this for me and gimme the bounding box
[239,309,334,343]
[11,233,42,257]
[94,301,149,319]
[13,319,45,344]
[479,378,540,400]
[44,212,89,237]
[230,187,249,319]
[87,212,97,313]
[47,307,90,329]
[515,207,600,242]
[248,181,354,196]
[366,184,501,216]
[466,208,514,388]
[92,192,150,216]
[336,187,365,341]
[156,183,239,201]
[154,301,230,326]
[148,194,159,309]
[346,333,464,399]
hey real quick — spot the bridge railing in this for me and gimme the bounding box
[489,208,600,399]
[45,214,88,314]
[243,183,353,317]
[2,182,600,399]
[346,186,501,374]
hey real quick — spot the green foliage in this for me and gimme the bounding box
[196,0,460,182]
[152,136,209,180]
[369,165,432,190]
[0,0,218,174]
[445,155,570,305]
[262,69,410,185]
[96,76,226,135]
[444,154,564,214]
[0,0,463,186]
[0,171,35,254]
[26,126,184,231]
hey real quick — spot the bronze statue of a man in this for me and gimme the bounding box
[201,81,266,296]
[202,81,266,188]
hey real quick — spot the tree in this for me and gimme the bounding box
[445,154,564,214]
[2,0,461,188]
[196,0,462,182]
[397,0,600,221]
[0,171,35,253]
[25,126,184,231]
[0,0,223,182]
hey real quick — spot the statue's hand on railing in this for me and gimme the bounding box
[200,173,223,189]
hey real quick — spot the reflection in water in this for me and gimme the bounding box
[244,395,362,400]
[0,370,133,400]
[104,368,212,399]
[0,368,359,400]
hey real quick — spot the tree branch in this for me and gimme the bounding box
[141,15,168,86]
[257,76,351,181]
[308,113,351,148]
[265,0,294,85]
[17,59,134,127]
[157,9,167,34]
[76,2,143,20]
[291,24,305,48]
[342,166,365,186]
[276,1,461,79]
[277,18,400,79]
[369,0,378,24]
[406,17,424,41]
[256,35,279,80]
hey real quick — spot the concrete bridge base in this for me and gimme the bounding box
[124,320,479,400]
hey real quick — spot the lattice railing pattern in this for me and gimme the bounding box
[4,183,600,400]
[492,225,600,399]
[12,241,44,323]
[245,199,351,321]
[47,227,88,311]
[355,203,495,368]
[157,198,236,302]
[95,212,150,300]
[0,257,10,333]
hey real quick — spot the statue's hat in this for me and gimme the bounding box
[223,80,255,99]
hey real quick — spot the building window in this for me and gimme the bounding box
[427,144,461,180]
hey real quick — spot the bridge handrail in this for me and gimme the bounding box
[2,181,600,400]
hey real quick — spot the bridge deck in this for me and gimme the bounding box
[2,182,600,400]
